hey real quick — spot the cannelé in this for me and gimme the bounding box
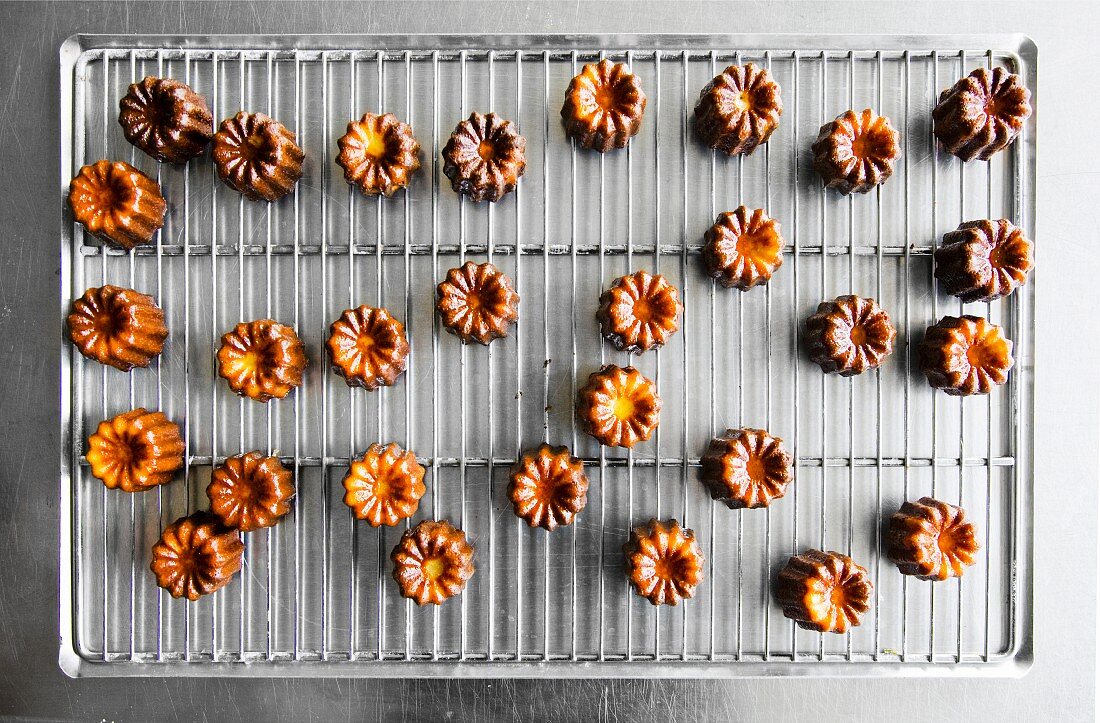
[217,320,307,402]
[775,549,873,634]
[918,315,1013,396]
[67,285,168,371]
[436,261,520,345]
[151,512,245,601]
[702,207,784,290]
[886,497,980,581]
[700,427,793,509]
[441,112,526,202]
[118,76,213,163]
[694,62,783,156]
[624,519,705,606]
[576,365,661,448]
[86,408,184,492]
[207,451,295,532]
[596,270,683,354]
[811,109,900,194]
[326,305,410,390]
[391,520,475,605]
[343,442,426,527]
[508,444,589,531]
[934,219,1034,303]
[69,160,166,250]
[336,112,421,196]
[805,295,896,376]
[561,59,647,152]
[932,67,1032,161]
[213,111,304,201]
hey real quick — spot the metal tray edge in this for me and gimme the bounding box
[56,31,1038,680]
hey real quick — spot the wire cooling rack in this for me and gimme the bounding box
[59,34,1035,677]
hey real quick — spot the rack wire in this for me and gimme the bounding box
[60,35,1035,677]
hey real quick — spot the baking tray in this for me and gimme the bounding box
[59,33,1036,677]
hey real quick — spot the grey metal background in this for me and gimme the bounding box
[2,0,1097,720]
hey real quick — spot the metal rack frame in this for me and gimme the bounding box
[59,33,1036,678]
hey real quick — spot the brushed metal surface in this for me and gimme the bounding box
[0,1,1096,720]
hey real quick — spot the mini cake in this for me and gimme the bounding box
[68,160,167,250]
[596,270,683,354]
[694,63,783,156]
[151,511,245,601]
[805,295,897,376]
[86,408,184,492]
[934,219,1034,302]
[118,76,213,163]
[560,59,647,152]
[441,112,526,202]
[342,442,426,527]
[67,285,168,371]
[207,451,295,532]
[918,315,1013,396]
[212,111,304,201]
[811,109,901,194]
[508,444,589,531]
[624,519,705,606]
[700,428,793,509]
[576,364,661,448]
[336,112,421,196]
[702,206,784,290]
[886,497,980,581]
[391,519,475,605]
[932,67,1033,161]
[217,320,307,402]
[775,549,872,634]
[436,261,520,345]
[326,306,410,390]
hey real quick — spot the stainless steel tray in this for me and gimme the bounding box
[59,33,1036,678]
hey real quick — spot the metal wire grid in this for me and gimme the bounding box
[61,38,1033,673]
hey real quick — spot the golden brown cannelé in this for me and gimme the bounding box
[508,444,589,531]
[775,549,873,634]
[694,63,783,156]
[69,160,167,250]
[213,111,304,201]
[336,112,421,196]
[702,207,784,290]
[436,261,520,345]
[86,408,184,492]
[561,59,647,152]
[207,451,295,532]
[886,497,980,581]
[343,442,426,527]
[811,109,900,194]
[699,427,793,510]
[624,519,705,606]
[326,306,410,390]
[217,320,307,402]
[151,512,245,601]
[805,295,896,376]
[596,270,683,354]
[576,364,661,448]
[67,285,168,371]
[441,112,526,202]
[934,219,1034,303]
[391,520,475,605]
[918,315,1013,396]
[932,67,1032,162]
